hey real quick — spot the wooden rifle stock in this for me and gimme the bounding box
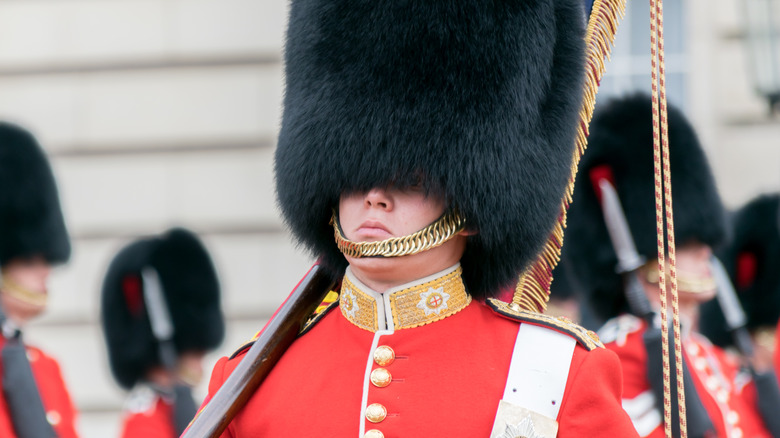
[182,264,337,438]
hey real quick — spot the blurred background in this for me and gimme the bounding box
[0,0,777,436]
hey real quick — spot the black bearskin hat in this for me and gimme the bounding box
[274,1,587,298]
[700,194,780,347]
[0,122,70,266]
[101,228,224,389]
[564,94,726,322]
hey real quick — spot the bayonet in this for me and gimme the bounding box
[597,179,653,321]
[142,268,177,369]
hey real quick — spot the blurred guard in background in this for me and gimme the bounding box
[101,228,224,438]
[0,122,78,438]
[701,194,780,380]
[565,94,774,437]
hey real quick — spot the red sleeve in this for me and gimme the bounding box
[557,346,640,437]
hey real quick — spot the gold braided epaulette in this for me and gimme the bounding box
[487,298,604,351]
[228,330,261,360]
[300,290,340,335]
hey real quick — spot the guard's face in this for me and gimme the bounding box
[642,242,717,304]
[0,256,52,324]
[339,187,446,243]
[177,350,207,387]
[338,187,467,292]
[675,243,716,298]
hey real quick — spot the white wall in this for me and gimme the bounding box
[690,0,780,209]
[0,1,311,437]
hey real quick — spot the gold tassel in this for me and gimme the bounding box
[512,0,627,313]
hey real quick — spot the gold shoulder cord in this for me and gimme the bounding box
[332,209,466,258]
[511,0,627,313]
[649,0,687,435]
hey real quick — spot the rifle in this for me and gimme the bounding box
[595,177,653,323]
[594,174,715,437]
[710,256,780,436]
[181,264,337,438]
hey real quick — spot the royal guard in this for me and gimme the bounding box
[0,122,79,437]
[699,194,780,428]
[100,228,224,438]
[193,1,639,437]
[564,94,775,437]
[700,194,780,365]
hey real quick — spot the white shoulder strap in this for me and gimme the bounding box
[502,322,577,420]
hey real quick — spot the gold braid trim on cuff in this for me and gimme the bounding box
[0,275,48,307]
[332,209,466,258]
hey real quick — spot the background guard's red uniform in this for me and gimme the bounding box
[0,339,78,438]
[118,384,175,438]
[601,314,772,438]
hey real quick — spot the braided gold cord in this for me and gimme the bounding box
[650,0,686,436]
[512,0,627,313]
[332,210,466,258]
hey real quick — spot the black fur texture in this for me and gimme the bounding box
[101,228,224,389]
[274,0,586,298]
[564,94,726,322]
[700,194,780,347]
[0,122,70,265]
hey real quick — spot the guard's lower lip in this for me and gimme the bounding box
[356,227,393,239]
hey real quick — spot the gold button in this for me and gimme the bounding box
[370,368,392,388]
[374,346,395,366]
[365,403,387,423]
[46,410,61,425]
[365,429,385,438]
[731,427,743,438]
[727,411,740,425]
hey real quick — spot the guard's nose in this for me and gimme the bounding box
[364,188,393,211]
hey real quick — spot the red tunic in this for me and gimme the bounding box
[775,319,780,377]
[119,385,176,438]
[201,267,638,437]
[0,338,79,438]
[600,314,772,438]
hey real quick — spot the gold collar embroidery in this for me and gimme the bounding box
[339,264,471,332]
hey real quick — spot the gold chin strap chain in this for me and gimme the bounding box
[640,262,717,295]
[332,209,466,258]
[0,274,48,307]
[649,0,687,435]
